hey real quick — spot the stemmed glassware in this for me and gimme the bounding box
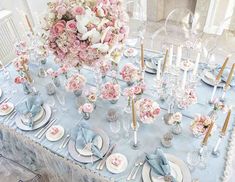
[109,119,121,140]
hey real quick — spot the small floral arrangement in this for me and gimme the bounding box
[47,68,60,78]
[135,98,161,124]
[14,76,27,84]
[85,87,97,103]
[58,64,69,78]
[120,63,138,82]
[168,112,182,125]
[14,41,28,56]
[100,82,120,101]
[123,87,135,98]
[191,115,216,136]
[133,82,146,95]
[43,0,128,67]
[212,99,228,112]
[66,73,86,92]
[79,103,94,113]
[178,88,197,109]
[13,55,29,72]
[97,61,111,77]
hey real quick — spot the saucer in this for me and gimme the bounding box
[46,125,64,142]
[180,60,194,71]
[124,48,138,57]
[106,153,128,174]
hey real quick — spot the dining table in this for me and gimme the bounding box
[0,48,235,182]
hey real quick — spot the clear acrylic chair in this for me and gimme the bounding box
[0,154,42,182]
[124,0,146,47]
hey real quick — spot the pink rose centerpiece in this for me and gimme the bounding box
[79,103,94,120]
[178,88,197,109]
[47,68,61,87]
[120,63,138,85]
[133,82,146,100]
[100,82,120,103]
[43,0,128,67]
[135,98,161,124]
[66,73,86,97]
[14,76,32,95]
[58,64,69,79]
[97,61,111,78]
[191,115,216,137]
[84,87,98,107]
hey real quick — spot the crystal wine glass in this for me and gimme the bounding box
[109,120,121,140]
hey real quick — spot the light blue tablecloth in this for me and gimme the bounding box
[0,50,235,182]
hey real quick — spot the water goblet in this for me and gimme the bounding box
[109,120,121,141]
[186,151,200,171]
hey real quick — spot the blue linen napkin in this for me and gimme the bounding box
[71,123,103,159]
[146,148,176,182]
[17,95,43,127]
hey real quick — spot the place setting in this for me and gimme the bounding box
[15,94,52,131]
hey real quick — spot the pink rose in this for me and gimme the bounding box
[80,103,94,113]
[14,76,25,84]
[0,103,9,111]
[72,6,85,16]
[51,20,66,37]
[66,20,77,32]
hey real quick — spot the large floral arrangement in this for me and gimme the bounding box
[66,73,86,92]
[135,98,161,124]
[178,88,197,109]
[120,63,138,82]
[190,115,216,137]
[43,0,128,67]
[100,82,120,101]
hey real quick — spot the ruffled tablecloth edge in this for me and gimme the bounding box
[221,120,235,182]
[0,123,113,182]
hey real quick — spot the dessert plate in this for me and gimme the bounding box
[0,102,14,116]
[16,104,52,131]
[46,125,64,142]
[106,153,128,174]
[201,70,224,87]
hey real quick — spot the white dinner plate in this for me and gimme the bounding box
[201,70,224,87]
[46,125,64,142]
[142,154,191,182]
[76,135,102,156]
[0,102,14,116]
[124,48,138,57]
[180,60,194,71]
[150,161,183,182]
[68,128,109,163]
[16,104,52,131]
[106,153,128,174]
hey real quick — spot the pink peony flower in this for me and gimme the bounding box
[51,20,66,37]
[66,20,77,32]
[47,68,59,78]
[72,6,85,16]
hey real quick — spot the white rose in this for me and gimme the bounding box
[76,22,88,34]
[91,43,109,53]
